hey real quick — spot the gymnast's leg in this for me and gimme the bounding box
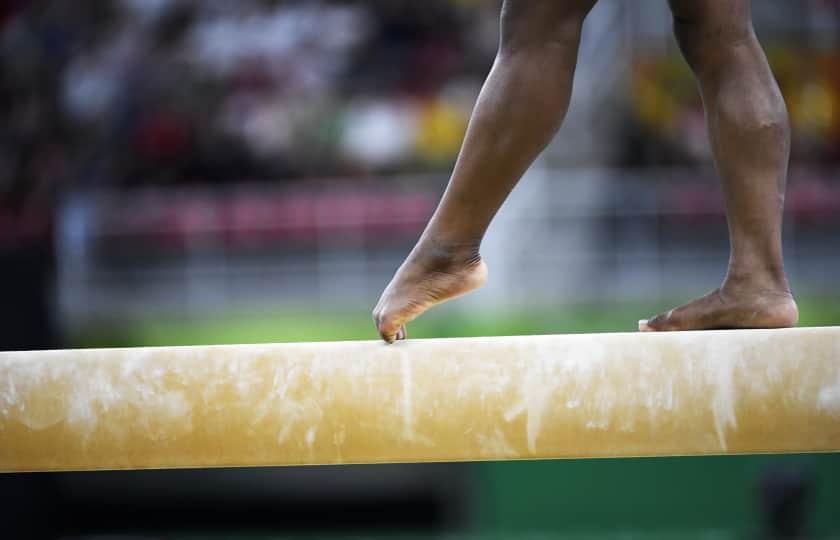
[642,0,798,331]
[373,0,597,342]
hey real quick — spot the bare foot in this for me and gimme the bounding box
[639,279,798,332]
[373,245,488,343]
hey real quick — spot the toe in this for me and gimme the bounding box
[376,313,404,344]
[644,310,678,332]
[376,317,395,344]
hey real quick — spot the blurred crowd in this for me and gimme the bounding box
[0,0,497,212]
[2,0,840,215]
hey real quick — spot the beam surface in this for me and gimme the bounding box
[1,327,839,472]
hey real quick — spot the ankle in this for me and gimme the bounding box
[411,236,482,271]
[722,268,791,296]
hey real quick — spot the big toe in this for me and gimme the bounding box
[375,311,405,344]
[640,310,683,332]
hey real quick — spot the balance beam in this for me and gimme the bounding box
[1,327,839,472]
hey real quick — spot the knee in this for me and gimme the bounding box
[719,87,789,140]
[499,0,596,57]
[671,15,752,71]
[672,17,788,137]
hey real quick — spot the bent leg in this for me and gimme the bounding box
[642,0,798,331]
[374,0,597,342]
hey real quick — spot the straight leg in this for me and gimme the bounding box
[642,0,798,331]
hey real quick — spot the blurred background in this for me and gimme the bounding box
[1,0,839,538]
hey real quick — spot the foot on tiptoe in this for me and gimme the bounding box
[373,242,488,343]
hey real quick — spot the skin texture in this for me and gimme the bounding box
[373,0,798,343]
